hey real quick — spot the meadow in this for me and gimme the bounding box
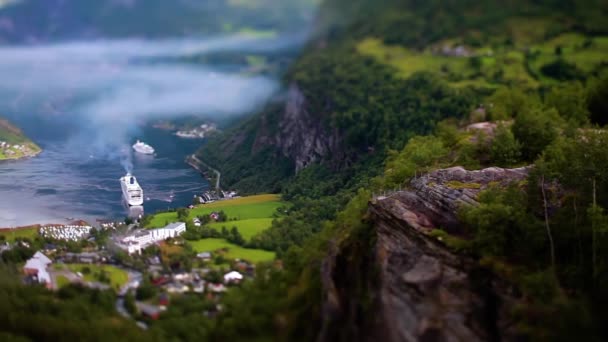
[207,218,274,241]
[0,226,38,242]
[146,194,283,228]
[189,238,275,263]
[357,32,607,90]
[59,264,129,290]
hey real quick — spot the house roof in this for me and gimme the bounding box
[24,258,45,271]
[33,251,52,265]
[224,271,243,280]
[165,222,186,230]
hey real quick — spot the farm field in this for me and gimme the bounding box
[357,32,608,90]
[146,194,284,228]
[0,226,38,242]
[207,218,274,241]
[59,264,129,290]
[189,238,275,263]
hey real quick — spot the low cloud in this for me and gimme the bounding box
[0,34,302,157]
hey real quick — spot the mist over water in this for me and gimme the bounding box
[0,33,308,227]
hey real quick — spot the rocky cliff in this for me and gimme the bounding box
[257,84,342,172]
[318,166,530,342]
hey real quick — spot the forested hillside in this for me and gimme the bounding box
[197,0,608,341]
[199,0,608,193]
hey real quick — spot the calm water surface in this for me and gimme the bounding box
[0,125,209,227]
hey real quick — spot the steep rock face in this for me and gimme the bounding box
[259,84,343,172]
[319,166,530,342]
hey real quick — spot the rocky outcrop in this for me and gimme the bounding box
[389,166,530,234]
[319,166,530,342]
[271,84,342,172]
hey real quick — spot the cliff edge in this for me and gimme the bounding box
[319,166,530,342]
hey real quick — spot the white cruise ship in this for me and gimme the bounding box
[132,140,155,155]
[120,173,144,206]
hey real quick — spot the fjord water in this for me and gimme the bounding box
[0,121,210,227]
[0,36,285,227]
[0,43,304,228]
[0,2,316,227]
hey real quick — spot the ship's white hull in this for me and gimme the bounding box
[132,140,155,155]
[133,147,154,155]
[120,174,144,206]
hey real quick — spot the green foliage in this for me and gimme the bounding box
[460,185,546,260]
[512,107,563,160]
[545,82,590,126]
[490,124,522,166]
[540,59,584,81]
[0,283,154,341]
[136,277,158,301]
[124,292,137,316]
[587,75,608,126]
[487,87,538,120]
[291,53,476,151]
[383,135,449,188]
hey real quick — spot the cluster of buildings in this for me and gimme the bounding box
[197,191,220,204]
[116,222,186,254]
[175,123,217,139]
[39,225,93,241]
[23,251,52,289]
[0,141,36,157]
[150,269,244,297]
[196,190,238,204]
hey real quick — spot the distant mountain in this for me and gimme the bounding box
[0,0,316,43]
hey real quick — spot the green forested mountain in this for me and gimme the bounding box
[196,0,608,341]
[199,0,608,194]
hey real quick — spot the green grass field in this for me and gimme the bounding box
[528,33,608,80]
[63,264,129,289]
[0,226,38,242]
[207,218,274,241]
[356,32,607,90]
[146,194,283,228]
[189,238,275,263]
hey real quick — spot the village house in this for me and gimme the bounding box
[137,303,163,320]
[223,271,243,284]
[166,283,189,294]
[196,252,212,260]
[23,251,52,289]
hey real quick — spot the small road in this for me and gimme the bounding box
[114,269,147,329]
[187,154,221,191]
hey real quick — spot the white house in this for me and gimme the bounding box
[23,251,52,288]
[223,271,243,283]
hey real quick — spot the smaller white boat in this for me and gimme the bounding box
[132,140,155,155]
